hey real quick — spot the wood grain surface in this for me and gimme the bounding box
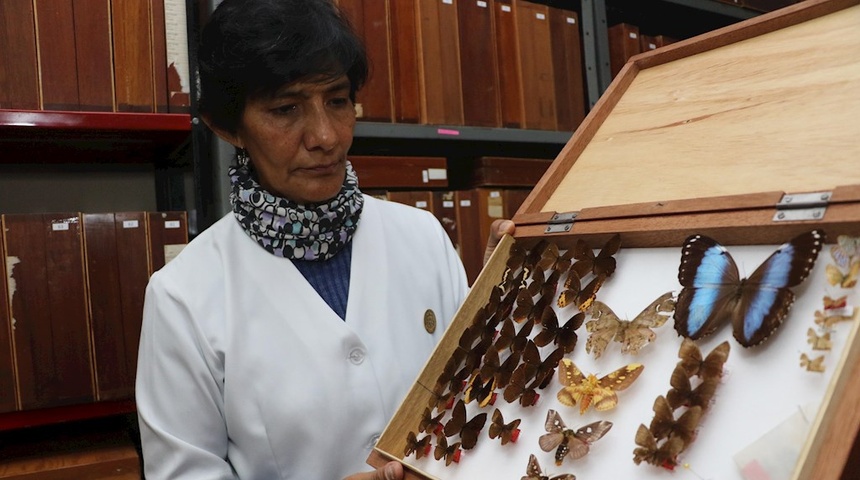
[540,3,860,216]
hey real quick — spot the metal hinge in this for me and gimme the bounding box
[545,212,578,233]
[773,191,831,222]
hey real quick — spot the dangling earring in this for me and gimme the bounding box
[237,148,250,167]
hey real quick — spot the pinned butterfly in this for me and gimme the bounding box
[556,359,644,414]
[540,409,612,465]
[674,230,826,347]
[488,408,521,445]
[586,291,676,358]
[521,453,576,480]
[826,235,860,288]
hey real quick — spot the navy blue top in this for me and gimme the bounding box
[291,242,352,320]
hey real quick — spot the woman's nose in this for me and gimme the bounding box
[303,104,337,152]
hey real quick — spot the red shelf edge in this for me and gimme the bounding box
[0,109,191,132]
[0,400,136,431]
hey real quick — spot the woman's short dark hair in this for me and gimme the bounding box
[198,0,368,134]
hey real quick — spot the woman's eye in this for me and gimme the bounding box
[330,97,350,107]
[272,104,297,115]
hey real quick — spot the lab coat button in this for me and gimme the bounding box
[348,348,365,364]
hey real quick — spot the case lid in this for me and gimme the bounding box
[515,0,860,247]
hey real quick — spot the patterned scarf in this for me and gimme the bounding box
[228,160,363,260]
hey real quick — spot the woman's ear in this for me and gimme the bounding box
[201,114,243,149]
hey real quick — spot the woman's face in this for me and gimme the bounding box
[234,75,356,204]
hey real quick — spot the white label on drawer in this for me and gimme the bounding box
[442,0,453,4]
[415,201,428,209]
[477,0,487,7]
[123,220,140,229]
[649,43,657,50]
[52,222,69,231]
[422,170,429,183]
[460,200,472,207]
[490,191,501,198]
[567,16,576,24]
[501,5,511,12]
[427,168,447,180]
[629,32,638,39]
[443,201,454,208]
[536,12,546,20]
[165,220,181,229]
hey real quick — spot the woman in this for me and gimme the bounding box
[134,1,514,479]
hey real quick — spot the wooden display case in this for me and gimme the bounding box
[367,0,860,478]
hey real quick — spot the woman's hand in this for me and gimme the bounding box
[484,219,516,266]
[343,461,404,480]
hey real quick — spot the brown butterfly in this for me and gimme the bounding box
[800,353,825,373]
[573,234,621,278]
[455,324,492,376]
[496,317,534,353]
[539,270,563,299]
[427,385,456,412]
[468,304,490,331]
[537,242,576,273]
[513,289,538,324]
[807,328,832,350]
[512,340,562,393]
[480,348,503,383]
[586,292,675,358]
[824,295,848,310]
[535,346,566,390]
[825,262,860,289]
[527,268,549,297]
[512,289,552,327]
[404,431,432,459]
[521,453,576,480]
[434,435,461,466]
[495,350,523,388]
[676,339,731,380]
[632,424,684,469]
[526,240,551,268]
[468,320,496,352]
[463,371,497,407]
[485,283,502,312]
[556,272,607,312]
[535,310,584,354]
[443,399,488,450]
[418,407,444,435]
[539,409,612,466]
[649,395,702,444]
[435,354,471,398]
[665,364,719,412]
[557,359,644,414]
[489,283,521,326]
[504,362,542,407]
[506,241,527,270]
[814,310,856,328]
[488,408,521,445]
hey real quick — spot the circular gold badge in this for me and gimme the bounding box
[423,309,437,334]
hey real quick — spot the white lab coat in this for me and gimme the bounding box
[136,195,469,479]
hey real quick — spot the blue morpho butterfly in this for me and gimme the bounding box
[673,230,826,348]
